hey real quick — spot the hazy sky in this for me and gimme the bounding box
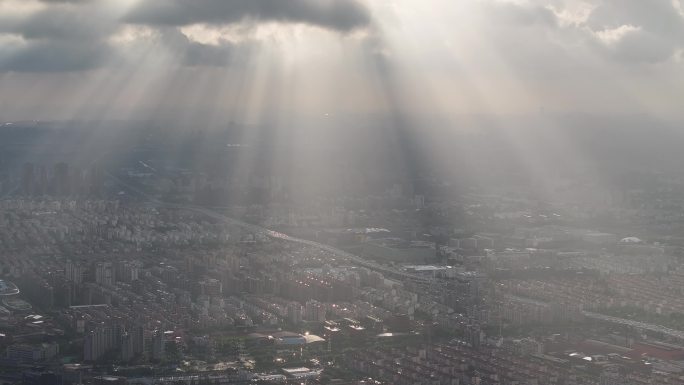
[1,0,683,122]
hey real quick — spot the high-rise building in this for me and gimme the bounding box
[70,166,83,195]
[466,324,483,350]
[305,300,326,323]
[105,324,121,350]
[151,330,165,361]
[52,276,73,308]
[65,259,86,284]
[287,302,302,325]
[115,262,140,283]
[6,343,58,362]
[21,162,35,196]
[84,329,106,362]
[95,262,115,286]
[84,325,121,362]
[132,324,146,357]
[37,165,48,196]
[414,194,426,209]
[199,278,222,296]
[120,333,134,362]
[88,165,104,196]
[53,162,70,196]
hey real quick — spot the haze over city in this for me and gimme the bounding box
[1,1,684,384]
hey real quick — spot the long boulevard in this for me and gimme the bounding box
[109,172,430,284]
[583,311,684,342]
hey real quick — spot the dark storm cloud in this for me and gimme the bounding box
[9,7,116,40]
[0,40,110,72]
[159,28,237,67]
[126,0,371,32]
[0,3,116,72]
[0,0,371,72]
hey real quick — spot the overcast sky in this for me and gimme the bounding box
[1,0,683,123]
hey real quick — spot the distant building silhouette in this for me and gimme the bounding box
[37,165,47,196]
[53,162,70,196]
[21,162,35,196]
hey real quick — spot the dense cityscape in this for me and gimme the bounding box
[3,0,684,384]
[0,123,683,384]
